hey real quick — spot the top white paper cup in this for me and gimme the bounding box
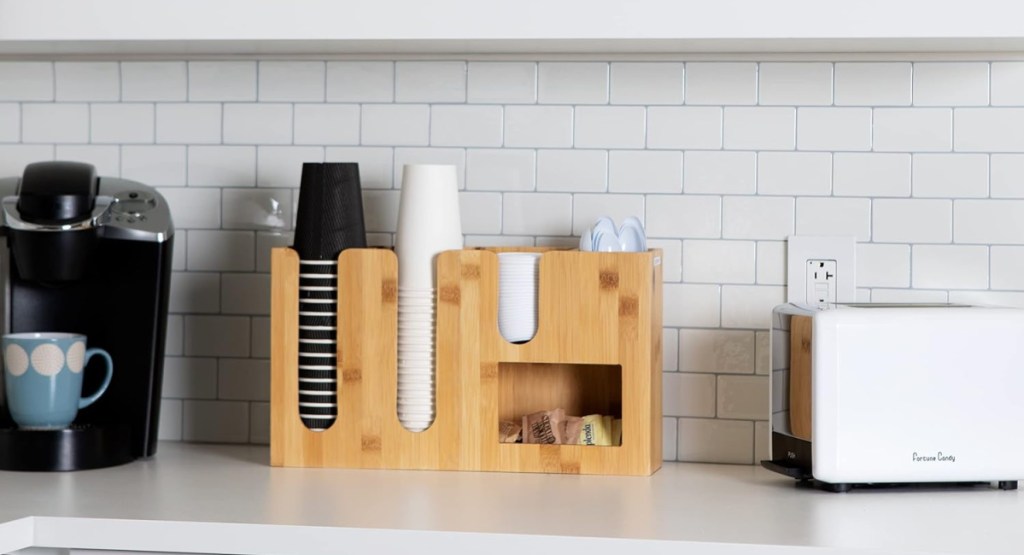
[395,164,464,290]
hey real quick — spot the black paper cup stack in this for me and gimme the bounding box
[292,163,367,431]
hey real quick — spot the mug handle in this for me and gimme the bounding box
[79,348,114,410]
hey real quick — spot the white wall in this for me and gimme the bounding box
[1,59,1023,463]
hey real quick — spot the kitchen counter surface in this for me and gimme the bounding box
[1,442,1022,555]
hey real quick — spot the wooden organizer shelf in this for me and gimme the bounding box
[271,247,663,475]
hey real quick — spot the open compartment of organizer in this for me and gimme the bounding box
[270,246,663,475]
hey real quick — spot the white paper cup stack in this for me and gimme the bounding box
[394,164,463,432]
[497,253,541,344]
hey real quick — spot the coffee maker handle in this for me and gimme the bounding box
[79,348,113,409]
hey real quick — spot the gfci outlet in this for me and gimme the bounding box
[787,236,856,307]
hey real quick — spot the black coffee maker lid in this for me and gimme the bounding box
[17,161,98,225]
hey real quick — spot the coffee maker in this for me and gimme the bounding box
[0,161,173,471]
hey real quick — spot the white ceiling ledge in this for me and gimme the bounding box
[1,0,1023,55]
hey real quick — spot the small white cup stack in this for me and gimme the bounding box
[394,164,463,432]
[497,253,542,344]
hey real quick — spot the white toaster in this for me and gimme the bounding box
[763,303,1024,492]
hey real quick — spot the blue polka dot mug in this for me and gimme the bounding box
[2,333,114,430]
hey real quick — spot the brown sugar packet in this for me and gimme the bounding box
[523,409,565,444]
[499,421,522,443]
[562,416,583,445]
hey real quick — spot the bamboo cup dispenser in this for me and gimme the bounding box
[270,247,663,476]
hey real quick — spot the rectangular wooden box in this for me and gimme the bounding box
[270,247,663,475]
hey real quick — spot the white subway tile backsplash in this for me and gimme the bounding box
[250,317,271,358]
[503,106,573,148]
[873,108,952,152]
[361,190,400,232]
[992,63,1024,106]
[536,150,606,192]
[955,109,1024,152]
[679,329,755,374]
[991,246,1024,290]
[395,61,466,103]
[722,197,793,240]
[664,284,720,328]
[755,332,770,375]
[538,62,608,104]
[955,200,1024,245]
[758,63,832,106]
[913,63,989,106]
[682,240,755,284]
[22,103,87,143]
[857,243,911,288]
[183,400,249,443]
[431,105,503,147]
[684,151,755,194]
[912,154,988,198]
[795,197,871,240]
[162,357,217,399]
[121,62,187,101]
[326,61,394,102]
[872,288,949,303]
[459,192,502,234]
[222,188,291,230]
[647,195,720,239]
[250,402,270,444]
[361,104,429,146]
[646,107,722,150]
[663,417,678,460]
[55,145,119,177]
[574,106,645,149]
[717,375,768,420]
[172,232,186,270]
[677,418,752,464]
[187,230,254,271]
[90,103,154,144]
[255,232,292,273]
[609,150,681,193]
[326,147,393,189]
[258,61,325,102]
[873,199,951,243]
[293,104,360,145]
[184,316,250,358]
[796,108,871,151]
[0,62,53,100]
[394,148,465,189]
[55,62,119,101]
[188,146,256,187]
[834,63,912,106]
[257,146,323,188]
[221,274,271,315]
[0,104,18,142]
[0,145,53,176]
[664,373,716,417]
[991,155,1024,198]
[158,399,183,441]
[610,63,684,105]
[912,245,989,289]
[756,241,786,285]
[156,104,221,144]
[188,62,256,101]
[503,193,571,236]
[169,272,219,314]
[663,329,679,371]
[649,238,682,283]
[685,63,756,105]
[721,285,785,329]
[723,107,795,150]
[571,193,644,235]
[466,149,534,191]
[467,62,536,104]
[833,153,911,197]
[159,187,221,228]
[465,235,534,247]
[219,359,270,401]
[224,104,292,145]
[757,152,831,196]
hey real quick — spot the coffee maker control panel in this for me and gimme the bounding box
[111,190,158,219]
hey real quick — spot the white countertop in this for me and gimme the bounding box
[0,442,1021,555]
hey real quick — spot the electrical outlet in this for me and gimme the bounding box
[787,236,856,307]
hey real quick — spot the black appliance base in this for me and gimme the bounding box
[0,425,136,471]
[761,460,1018,493]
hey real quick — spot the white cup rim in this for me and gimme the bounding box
[3,332,83,341]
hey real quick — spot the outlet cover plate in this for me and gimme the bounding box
[787,235,856,305]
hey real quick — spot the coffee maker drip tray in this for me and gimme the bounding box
[0,424,134,471]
